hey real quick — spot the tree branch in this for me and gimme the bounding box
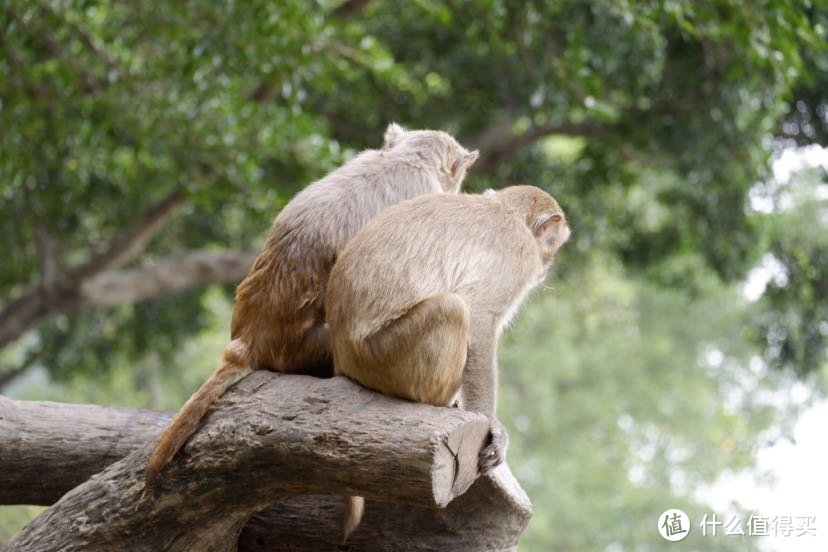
[0,365,27,389]
[72,186,188,280]
[0,186,189,349]
[0,247,252,356]
[332,0,373,19]
[471,119,608,173]
[0,286,63,352]
[1,372,531,551]
[33,224,58,287]
[79,249,257,309]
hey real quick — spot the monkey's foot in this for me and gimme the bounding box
[479,417,508,472]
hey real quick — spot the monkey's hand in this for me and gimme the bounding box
[479,416,508,472]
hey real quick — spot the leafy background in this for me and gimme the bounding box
[1,1,826,549]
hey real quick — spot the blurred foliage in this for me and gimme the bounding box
[0,0,825,375]
[1,0,827,549]
[751,165,828,376]
[501,255,803,550]
[0,506,43,544]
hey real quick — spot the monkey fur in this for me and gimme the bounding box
[144,124,479,490]
[325,185,571,538]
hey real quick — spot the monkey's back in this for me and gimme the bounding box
[326,193,543,344]
[231,149,445,372]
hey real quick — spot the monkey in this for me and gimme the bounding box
[144,123,479,490]
[324,185,570,539]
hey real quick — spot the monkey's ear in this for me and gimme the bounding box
[532,212,561,238]
[450,149,480,178]
[383,123,407,149]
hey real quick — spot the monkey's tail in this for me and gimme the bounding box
[342,495,365,542]
[144,339,250,491]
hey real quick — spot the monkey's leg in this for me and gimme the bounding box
[461,321,509,472]
[339,294,470,542]
[352,293,471,407]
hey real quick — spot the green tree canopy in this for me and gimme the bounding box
[1,0,824,377]
[1,2,826,548]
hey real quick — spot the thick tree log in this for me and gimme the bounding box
[239,466,532,551]
[1,372,531,551]
[0,396,171,505]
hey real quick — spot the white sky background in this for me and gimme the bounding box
[700,400,828,551]
[699,145,828,551]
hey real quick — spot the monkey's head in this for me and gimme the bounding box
[382,122,479,193]
[534,201,571,268]
[497,185,571,267]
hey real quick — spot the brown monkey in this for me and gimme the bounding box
[325,185,570,538]
[144,123,479,489]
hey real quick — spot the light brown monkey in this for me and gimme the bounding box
[325,185,570,538]
[144,123,479,489]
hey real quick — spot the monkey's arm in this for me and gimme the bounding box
[461,318,508,472]
[461,321,498,416]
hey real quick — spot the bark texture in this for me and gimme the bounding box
[1,372,532,551]
[239,466,532,551]
[0,395,171,505]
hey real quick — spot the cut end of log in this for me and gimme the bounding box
[431,415,490,507]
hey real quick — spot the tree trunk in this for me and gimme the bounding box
[1,372,532,551]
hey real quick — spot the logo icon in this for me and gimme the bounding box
[658,509,690,541]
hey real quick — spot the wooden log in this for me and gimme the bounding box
[239,465,533,552]
[2,371,515,551]
[0,395,171,505]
